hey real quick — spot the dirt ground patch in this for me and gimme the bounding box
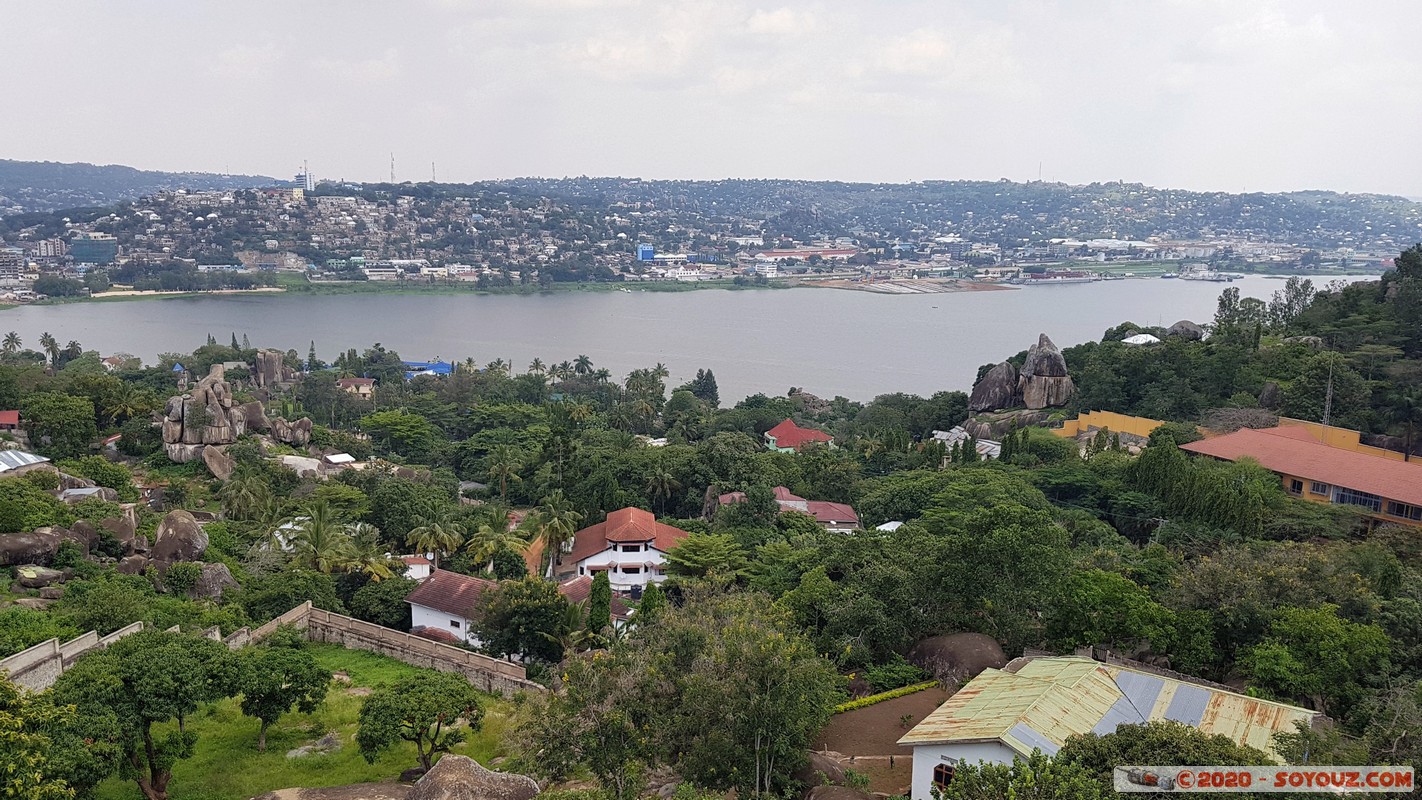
[815,687,951,757]
[813,687,951,796]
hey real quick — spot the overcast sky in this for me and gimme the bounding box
[5,1,1419,195]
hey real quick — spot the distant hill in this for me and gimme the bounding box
[0,159,281,215]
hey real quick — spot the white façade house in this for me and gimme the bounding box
[559,507,689,591]
[404,569,497,645]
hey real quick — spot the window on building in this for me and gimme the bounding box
[449,619,461,629]
[932,764,956,790]
[623,566,641,574]
[1335,487,1383,512]
[1310,481,1330,495]
[1288,479,1304,495]
[1387,501,1422,521]
[621,544,641,552]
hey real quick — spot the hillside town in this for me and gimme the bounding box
[0,176,1407,302]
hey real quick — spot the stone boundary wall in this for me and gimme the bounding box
[249,602,541,696]
[3,603,540,697]
[0,621,144,691]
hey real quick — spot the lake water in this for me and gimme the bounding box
[0,277,1372,402]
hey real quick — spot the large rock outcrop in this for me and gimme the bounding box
[0,529,64,566]
[162,364,245,462]
[151,510,208,564]
[1167,319,1205,341]
[968,362,1019,412]
[192,562,239,600]
[409,755,538,800]
[1018,334,1075,409]
[271,415,313,447]
[794,752,847,790]
[254,349,300,390]
[908,633,1007,684]
[202,445,235,480]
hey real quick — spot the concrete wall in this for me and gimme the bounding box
[908,742,1019,800]
[249,602,541,697]
[1054,410,1166,440]
[0,621,145,692]
[1278,418,1406,460]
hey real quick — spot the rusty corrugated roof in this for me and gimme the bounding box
[897,656,1317,760]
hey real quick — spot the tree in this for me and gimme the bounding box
[690,368,720,407]
[1057,720,1273,792]
[288,501,352,574]
[465,522,529,573]
[574,354,594,375]
[587,570,612,636]
[21,392,97,459]
[360,410,439,461]
[0,675,75,800]
[356,671,483,772]
[940,751,1106,800]
[350,577,418,630]
[49,630,239,800]
[237,647,331,751]
[1387,387,1422,461]
[406,513,464,570]
[531,490,583,578]
[2,331,19,353]
[636,581,666,626]
[1241,604,1391,715]
[475,576,572,663]
[644,460,683,516]
[664,534,748,580]
[38,331,58,365]
[486,444,525,501]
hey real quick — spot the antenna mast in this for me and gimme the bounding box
[1322,354,1335,428]
[432,161,437,182]
[390,153,395,183]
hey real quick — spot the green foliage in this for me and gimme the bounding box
[349,577,418,631]
[48,629,240,799]
[863,653,931,694]
[587,570,612,635]
[475,576,571,663]
[235,569,344,622]
[21,392,97,459]
[938,751,1106,800]
[663,534,748,580]
[1240,604,1392,716]
[0,606,82,658]
[832,680,937,713]
[161,561,202,597]
[0,675,76,800]
[56,456,138,501]
[0,475,74,532]
[236,646,331,751]
[1057,720,1274,791]
[356,671,483,771]
[360,409,440,462]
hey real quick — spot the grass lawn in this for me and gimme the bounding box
[92,644,515,800]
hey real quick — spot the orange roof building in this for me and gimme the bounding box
[563,507,689,590]
[1181,425,1422,525]
[764,419,833,452]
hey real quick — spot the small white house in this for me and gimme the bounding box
[562,507,689,591]
[404,569,496,646]
[400,555,433,582]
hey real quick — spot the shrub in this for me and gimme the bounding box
[833,680,937,714]
[864,653,931,693]
[162,561,202,596]
[50,539,86,570]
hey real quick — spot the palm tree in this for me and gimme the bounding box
[593,368,612,383]
[644,461,682,516]
[652,363,669,381]
[528,358,545,375]
[532,490,583,578]
[573,354,593,375]
[2,331,19,353]
[288,501,352,574]
[539,601,593,655]
[342,522,398,581]
[406,513,465,569]
[38,332,58,365]
[554,361,573,384]
[103,385,156,426]
[465,523,529,573]
[486,445,525,501]
[566,402,593,423]
[1388,388,1422,461]
[219,475,271,521]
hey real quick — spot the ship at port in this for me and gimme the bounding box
[1012,269,1101,285]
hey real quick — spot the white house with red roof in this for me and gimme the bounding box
[558,575,634,627]
[399,554,433,581]
[764,419,833,452]
[405,569,496,645]
[718,486,860,533]
[561,507,690,591]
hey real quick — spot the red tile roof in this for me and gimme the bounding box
[718,486,859,527]
[410,626,462,643]
[337,377,375,388]
[1181,427,1422,507]
[765,419,832,451]
[568,507,689,564]
[0,411,18,427]
[557,576,632,619]
[401,555,431,565]
[404,569,497,617]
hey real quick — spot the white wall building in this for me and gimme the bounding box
[404,569,496,645]
[561,507,688,591]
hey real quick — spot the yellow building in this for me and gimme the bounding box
[1054,410,1166,440]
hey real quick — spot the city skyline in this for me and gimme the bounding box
[4,1,1420,196]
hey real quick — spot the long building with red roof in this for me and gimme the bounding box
[764,418,834,452]
[1181,425,1422,526]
